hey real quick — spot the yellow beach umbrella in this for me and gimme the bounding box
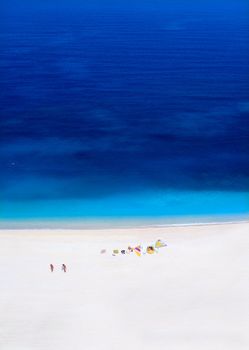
[155,239,167,249]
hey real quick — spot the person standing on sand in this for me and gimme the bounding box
[62,264,67,273]
[50,264,54,272]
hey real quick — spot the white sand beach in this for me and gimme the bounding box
[0,222,248,350]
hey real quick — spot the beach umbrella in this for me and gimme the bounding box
[155,239,167,249]
[146,246,155,254]
[134,246,142,257]
[113,249,119,255]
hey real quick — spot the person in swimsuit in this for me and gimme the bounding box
[62,264,67,273]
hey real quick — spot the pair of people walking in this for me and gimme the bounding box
[50,264,67,272]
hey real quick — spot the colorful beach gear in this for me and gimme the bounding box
[155,239,167,249]
[108,239,167,257]
[134,246,142,257]
[146,246,155,254]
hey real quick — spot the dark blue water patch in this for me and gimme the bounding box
[0,4,249,214]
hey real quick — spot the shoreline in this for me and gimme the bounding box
[0,214,248,230]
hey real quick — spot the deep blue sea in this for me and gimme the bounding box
[0,1,249,222]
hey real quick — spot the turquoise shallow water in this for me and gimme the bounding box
[1,190,248,221]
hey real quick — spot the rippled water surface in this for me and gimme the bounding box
[1,2,249,219]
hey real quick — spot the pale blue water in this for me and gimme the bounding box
[0,1,249,221]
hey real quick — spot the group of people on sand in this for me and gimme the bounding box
[101,239,167,257]
[49,240,166,270]
[50,264,67,272]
